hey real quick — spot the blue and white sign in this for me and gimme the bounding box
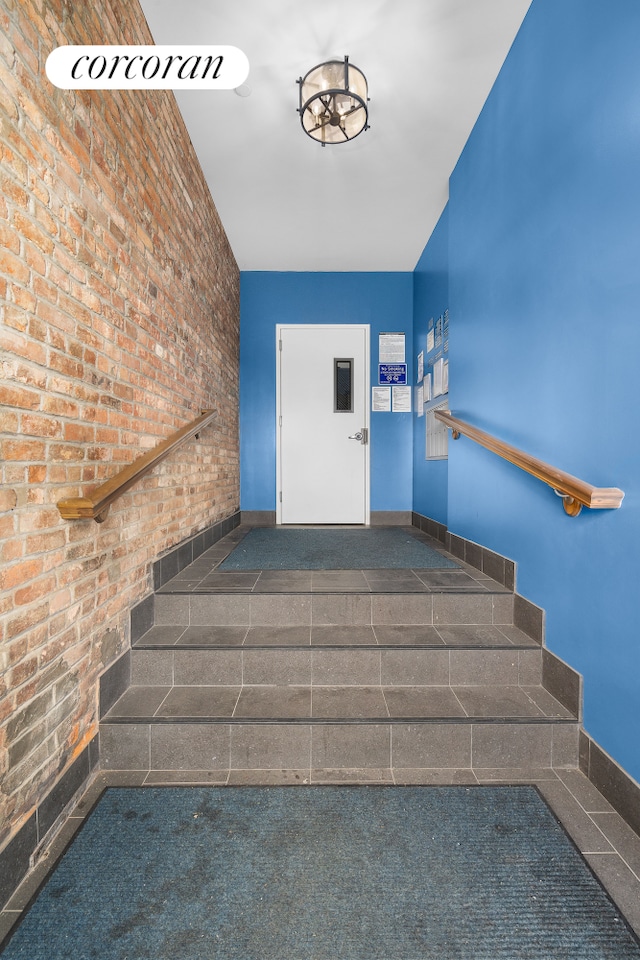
[378,363,407,385]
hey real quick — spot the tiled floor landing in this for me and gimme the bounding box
[155,524,511,594]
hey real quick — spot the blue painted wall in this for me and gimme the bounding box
[413,204,449,524]
[240,272,413,514]
[443,0,640,780]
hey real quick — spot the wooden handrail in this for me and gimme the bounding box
[435,410,624,517]
[57,409,217,523]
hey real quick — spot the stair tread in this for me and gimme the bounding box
[156,570,511,596]
[102,682,576,723]
[133,623,538,649]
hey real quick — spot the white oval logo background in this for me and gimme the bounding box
[46,45,249,90]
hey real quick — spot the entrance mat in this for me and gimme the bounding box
[3,786,640,960]
[219,527,459,570]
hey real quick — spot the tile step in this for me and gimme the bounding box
[152,591,516,629]
[129,646,543,689]
[98,714,580,771]
[134,623,537,648]
[102,683,576,723]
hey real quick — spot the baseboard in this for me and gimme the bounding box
[0,737,99,910]
[412,511,515,589]
[412,511,447,544]
[99,650,131,719]
[580,731,640,839]
[241,511,276,526]
[513,594,545,645]
[371,511,412,525]
[240,512,412,526]
[152,511,241,590]
[542,648,582,719]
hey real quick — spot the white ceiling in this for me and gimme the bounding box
[139,0,532,271]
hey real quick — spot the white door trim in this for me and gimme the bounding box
[276,323,370,525]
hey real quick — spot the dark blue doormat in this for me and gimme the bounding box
[3,786,639,960]
[219,527,459,570]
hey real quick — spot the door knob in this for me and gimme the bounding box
[348,432,363,441]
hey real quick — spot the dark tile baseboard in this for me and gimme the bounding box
[412,511,447,544]
[413,511,516,591]
[580,731,640,839]
[99,651,131,719]
[543,649,582,720]
[241,512,413,526]
[153,511,241,590]
[513,594,545,645]
[446,530,515,591]
[371,511,413,525]
[241,511,276,526]
[0,738,99,910]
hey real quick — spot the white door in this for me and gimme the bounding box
[277,325,369,524]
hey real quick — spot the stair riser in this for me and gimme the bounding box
[99,720,580,772]
[131,648,542,687]
[154,593,515,627]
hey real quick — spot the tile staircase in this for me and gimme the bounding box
[99,530,580,782]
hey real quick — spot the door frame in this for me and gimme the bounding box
[275,323,371,525]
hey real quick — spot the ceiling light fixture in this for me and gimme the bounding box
[297,56,369,146]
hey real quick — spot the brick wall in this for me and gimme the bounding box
[0,0,240,846]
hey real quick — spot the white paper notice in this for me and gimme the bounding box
[427,329,435,353]
[372,386,391,412]
[392,385,412,413]
[443,359,449,394]
[416,384,424,416]
[379,333,405,363]
[423,373,431,401]
[417,350,424,383]
[433,357,444,397]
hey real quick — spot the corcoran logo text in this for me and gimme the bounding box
[46,45,249,90]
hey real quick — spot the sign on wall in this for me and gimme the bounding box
[378,363,407,385]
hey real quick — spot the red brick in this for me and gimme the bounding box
[64,423,95,443]
[21,414,60,438]
[14,574,57,606]
[0,329,46,366]
[14,211,55,254]
[2,439,46,461]
[3,359,47,389]
[0,515,17,541]
[1,557,44,591]
[46,351,84,379]
[18,507,61,533]
[23,241,47,276]
[0,247,30,284]
[49,442,83,462]
[0,175,29,209]
[1,539,24,562]
[0,410,19,433]
[27,465,47,483]
[0,489,18,512]
[40,396,78,418]
[9,656,39,688]
[0,221,20,254]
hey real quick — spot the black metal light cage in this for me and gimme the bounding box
[297,56,369,145]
